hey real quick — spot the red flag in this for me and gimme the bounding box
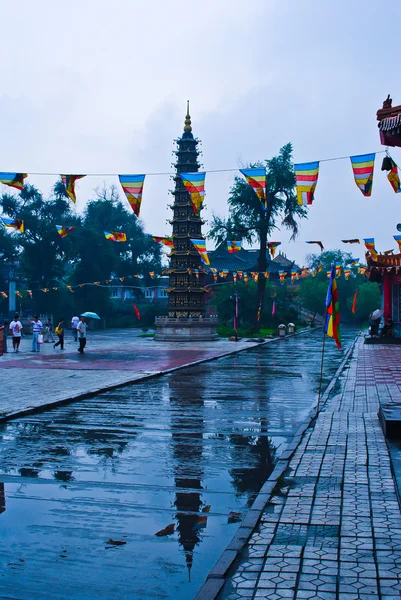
[272,301,276,315]
[133,304,141,320]
[351,290,358,315]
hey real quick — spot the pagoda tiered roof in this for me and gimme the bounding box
[367,252,401,268]
[377,96,401,147]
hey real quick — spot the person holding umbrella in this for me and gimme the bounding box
[76,313,100,353]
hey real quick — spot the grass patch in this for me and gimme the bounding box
[137,333,155,338]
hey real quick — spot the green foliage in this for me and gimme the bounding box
[0,184,163,320]
[299,250,380,322]
[211,280,299,331]
[209,144,306,245]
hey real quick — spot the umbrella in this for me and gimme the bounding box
[372,309,384,320]
[80,312,100,319]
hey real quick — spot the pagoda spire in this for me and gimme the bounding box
[184,100,192,134]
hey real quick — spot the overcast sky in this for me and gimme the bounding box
[1,0,401,265]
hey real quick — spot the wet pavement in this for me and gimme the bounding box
[0,329,260,419]
[0,329,357,600]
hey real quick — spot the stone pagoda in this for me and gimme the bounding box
[154,103,218,341]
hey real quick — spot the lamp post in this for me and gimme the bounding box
[230,291,239,341]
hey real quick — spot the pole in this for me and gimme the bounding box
[316,317,327,414]
[233,292,238,341]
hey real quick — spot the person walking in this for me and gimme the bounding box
[54,319,65,350]
[28,315,43,352]
[77,316,87,353]
[9,314,23,353]
[3,320,9,354]
[44,317,55,343]
[71,315,79,342]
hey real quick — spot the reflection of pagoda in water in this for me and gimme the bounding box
[169,372,206,579]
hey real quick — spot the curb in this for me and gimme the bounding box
[0,328,312,423]
[193,331,360,600]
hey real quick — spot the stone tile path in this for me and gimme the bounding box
[220,338,401,600]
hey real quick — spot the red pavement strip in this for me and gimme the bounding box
[0,348,221,371]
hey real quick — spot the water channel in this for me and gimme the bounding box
[0,328,357,599]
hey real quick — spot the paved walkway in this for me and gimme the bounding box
[219,338,401,600]
[0,329,260,420]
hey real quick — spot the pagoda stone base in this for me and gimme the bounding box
[154,316,219,341]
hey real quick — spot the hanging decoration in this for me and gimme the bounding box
[317,265,323,273]
[133,304,141,320]
[350,154,375,196]
[239,168,266,208]
[381,155,401,193]
[152,236,174,247]
[310,269,316,277]
[344,268,351,280]
[279,270,286,285]
[358,266,367,274]
[363,238,378,260]
[351,258,360,266]
[56,225,76,238]
[104,231,127,242]
[257,303,262,322]
[190,238,210,265]
[243,273,249,284]
[351,289,359,314]
[237,271,243,279]
[1,291,7,298]
[1,217,24,232]
[342,239,360,244]
[251,272,259,282]
[267,242,281,258]
[232,272,237,283]
[264,271,270,279]
[0,172,28,190]
[306,240,324,252]
[294,162,319,206]
[180,172,206,214]
[227,240,242,253]
[335,262,342,278]
[394,235,401,252]
[61,175,86,204]
[118,174,146,217]
[325,265,341,349]
[291,269,298,283]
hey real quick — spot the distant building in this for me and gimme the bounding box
[208,245,295,281]
[110,276,169,304]
[377,96,401,147]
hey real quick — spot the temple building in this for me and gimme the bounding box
[377,95,401,148]
[154,104,218,341]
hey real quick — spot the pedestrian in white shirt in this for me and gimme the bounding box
[71,315,79,342]
[9,314,23,353]
[77,316,87,354]
[28,315,43,352]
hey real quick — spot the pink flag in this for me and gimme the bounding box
[272,301,276,315]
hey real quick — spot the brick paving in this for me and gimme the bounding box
[220,338,401,600]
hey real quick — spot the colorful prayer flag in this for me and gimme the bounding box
[327,270,332,279]
[306,240,324,252]
[119,174,146,216]
[152,236,174,247]
[382,156,401,193]
[1,291,8,298]
[267,242,281,258]
[291,269,298,283]
[190,238,210,265]
[239,168,266,207]
[61,175,86,204]
[0,172,28,190]
[294,162,319,206]
[351,258,360,266]
[279,270,286,285]
[335,262,342,278]
[180,172,206,214]
[227,240,242,253]
[358,266,367,275]
[149,272,155,279]
[342,239,360,244]
[251,272,259,282]
[243,273,249,284]
[325,265,341,349]
[56,224,75,238]
[1,217,24,232]
[317,265,323,273]
[351,289,358,314]
[350,154,375,196]
[264,271,270,279]
[104,231,127,242]
[364,238,378,260]
[394,235,401,252]
[344,268,351,280]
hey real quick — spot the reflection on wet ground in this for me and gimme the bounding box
[0,328,357,599]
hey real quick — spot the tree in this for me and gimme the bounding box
[208,143,306,330]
